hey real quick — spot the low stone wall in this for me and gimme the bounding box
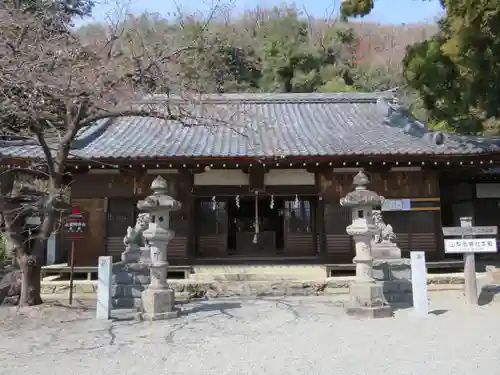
[41,280,97,296]
[372,259,411,281]
[40,263,482,308]
[110,259,471,309]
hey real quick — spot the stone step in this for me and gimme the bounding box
[190,265,327,281]
[189,273,326,282]
[192,265,326,274]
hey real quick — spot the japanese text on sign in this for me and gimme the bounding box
[444,238,498,254]
[381,199,411,212]
[64,206,87,240]
[63,221,87,233]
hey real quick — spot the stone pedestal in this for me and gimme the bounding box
[121,245,141,263]
[345,282,394,318]
[347,233,393,318]
[372,259,411,281]
[371,244,402,259]
[139,288,180,320]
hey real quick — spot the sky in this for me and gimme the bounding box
[77,0,445,26]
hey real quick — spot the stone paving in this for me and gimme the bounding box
[0,292,499,375]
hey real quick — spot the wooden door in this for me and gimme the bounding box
[324,203,354,261]
[106,198,137,260]
[283,198,315,256]
[70,198,107,266]
[196,198,228,257]
[383,210,438,257]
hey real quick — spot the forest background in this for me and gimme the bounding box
[76,3,442,130]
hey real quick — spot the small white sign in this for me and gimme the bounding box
[381,199,411,211]
[410,251,429,317]
[444,238,498,254]
[96,256,112,320]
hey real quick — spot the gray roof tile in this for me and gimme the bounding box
[1,92,500,160]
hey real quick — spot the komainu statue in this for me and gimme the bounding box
[121,213,151,263]
[371,210,401,259]
[372,210,397,244]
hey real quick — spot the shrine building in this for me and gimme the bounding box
[1,92,500,268]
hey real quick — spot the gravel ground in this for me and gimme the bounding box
[0,292,499,375]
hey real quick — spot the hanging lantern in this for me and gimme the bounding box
[235,195,240,209]
[270,194,274,209]
[211,196,217,211]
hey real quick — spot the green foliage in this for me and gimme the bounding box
[19,0,94,19]
[340,0,375,21]
[428,120,455,133]
[255,7,320,92]
[246,7,361,93]
[402,32,484,134]
[341,0,500,135]
[317,78,358,92]
[77,5,442,124]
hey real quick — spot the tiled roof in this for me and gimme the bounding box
[1,92,500,160]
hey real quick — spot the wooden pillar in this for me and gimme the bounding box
[317,197,327,259]
[432,170,445,261]
[311,198,318,255]
[183,170,196,263]
[434,210,445,261]
[314,171,327,260]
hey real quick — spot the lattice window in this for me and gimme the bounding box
[284,199,312,233]
[197,199,227,235]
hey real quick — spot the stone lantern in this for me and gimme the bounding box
[340,170,393,319]
[136,176,181,320]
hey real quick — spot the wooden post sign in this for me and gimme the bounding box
[442,218,497,305]
[63,206,87,305]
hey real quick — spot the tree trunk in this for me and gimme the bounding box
[18,253,43,306]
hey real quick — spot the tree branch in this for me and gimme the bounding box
[78,109,181,128]
[31,122,55,177]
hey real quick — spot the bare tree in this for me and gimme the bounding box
[0,0,230,306]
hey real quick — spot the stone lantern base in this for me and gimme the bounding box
[345,282,393,319]
[138,288,180,321]
[371,243,402,259]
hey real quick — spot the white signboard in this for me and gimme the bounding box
[444,238,498,254]
[96,256,112,320]
[410,251,429,317]
[381,199,411,211]
[442,226,497,236]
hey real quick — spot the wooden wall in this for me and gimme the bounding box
[319,170,440,199]
[64,172,191,266]
[318,170,442,261]
[57,168,444,266]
